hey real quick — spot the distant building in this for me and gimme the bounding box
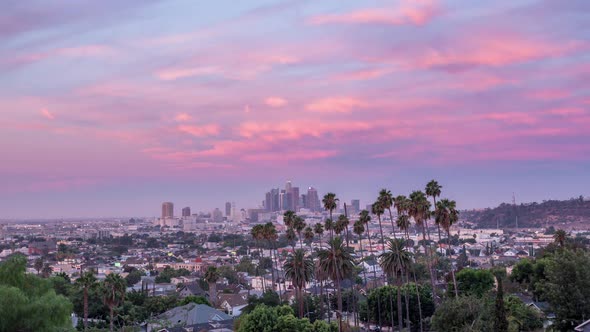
[182,207,191,217]
[162,202,174,218]
[307,187,320,212]
[212,208,223,222]
[225,202,231,217]
[351,199,360,214]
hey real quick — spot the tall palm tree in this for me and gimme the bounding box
[437,199,460,297]
[101,273,126,332]
[426,180,443,248]
[294,216,307,248]
[284,249,314,318]
[76,270,97,330]
[314,222,324,249]
[284,210,297,229]
[554,229,567,247]
[286,228,297,250]
[263,222,279,294]
[337,214,351,247]
[380,239,413,332]
[324,219,334,240]
[379,189,398,240]
[304,227,315,250]
[323,193,339,240]
[396,196,424,331]
[251,224,266,291]
[204,266,220,306]
[318,236,355,332]
[360,209,382,329]
[353,219,370,330]
[409,190,437,307]
[372,200,395,328]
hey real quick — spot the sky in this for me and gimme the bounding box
[1,0,589,219]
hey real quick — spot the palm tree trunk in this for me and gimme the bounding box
[396,274,403,332]
[109,306,114,332]
[388,208,398,240]
[83,288,89,330]
[403,270,411,331]
[448,229,458,297]
[299,287,304,318]
[422,222,438,307]
[365,223,381,328]
[336,275,343,332]
[405,228,422,332]
[378,215,395,330]
[268,243,276,292]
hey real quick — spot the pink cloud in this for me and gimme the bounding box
[156,66,221,81]
[544,107,585,116]
[526,89,571,101]
[481,112,537,125]
[332,67,393,81]
[177,124,220,137]
[40,108,55,120]
[305,97,369,113]
[174,113,192,122]
[264,97,287,107]
[308,0,440,26]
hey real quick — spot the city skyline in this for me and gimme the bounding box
[1,0,589,218]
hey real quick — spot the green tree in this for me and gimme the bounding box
[553,229,567,247]
[454,268,494,297]
[493,268,509,332]
[317,236,355,331]
[204,266,220,306]
[431,295,493,331]
[0,254,73,332]
[379,239,412,330]
[284,249,314,318]
[101,273,126,332]
[125,269,145,287]
[543,249,590,330]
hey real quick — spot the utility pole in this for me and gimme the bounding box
[512,193,518,229]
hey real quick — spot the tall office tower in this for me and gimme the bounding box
[285,180,292,192]
[264,189,281,212]
[301,194,307,209]
[212,208,223,222]
[162,202,174,218]
[231,202,237,220]
[307,187,320,212]
[291,187,300,211]
[351,200,360,214]
[265,192,272,211]
[225,202,232,216]
[182,207,191,217]
[279,190,286,211]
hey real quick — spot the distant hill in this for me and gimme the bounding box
[462,196,590,229]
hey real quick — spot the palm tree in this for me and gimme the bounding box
[380,239,413,332]
[318,236,356,332]
[336,214,351,247]
[34,258,43,275]
[286,228,297,250]
[304,227,315,250]
[396,196,423,331]
[554,229,567,247]
[324,219,334,240]
[360,209,382,328]
[426,180,443,249]
[101,273,126,332]
[284,249,314,318]
[372,200,396,329]
[76,270,97,330]
[263,222,279,294]
[251,224,266,291]
[284,210,297,229]
[353,219,370,330]
[323,193,339,240]
[204,266,220,306]
[314,222,324,249]
[436,198,460,297]
[41,263,53,278]
[379,189,398,240]
[294,216,307,248]
[409,190,437,307]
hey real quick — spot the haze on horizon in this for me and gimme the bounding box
[1,0,589,219]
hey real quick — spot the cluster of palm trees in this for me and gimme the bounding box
[250,180,460,332]
[76,270,127,332]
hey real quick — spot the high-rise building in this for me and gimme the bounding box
[225,202,232,216]
[301,194,307,209]
[212,208,223,222]
[279,191,286,211]
[307,187,320,212]
[182,207,191,217]
[351,200,360,214]
[162,202,174,218]
[264,188,280,212]
[291,187,300,211]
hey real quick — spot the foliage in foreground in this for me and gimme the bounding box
[236,305,337,332]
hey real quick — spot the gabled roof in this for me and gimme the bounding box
[156,303,232,326]
[575,318,590,331]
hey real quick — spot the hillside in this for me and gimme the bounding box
[462,197,590,229]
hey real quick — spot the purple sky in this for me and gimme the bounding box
[1,0,589,218]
